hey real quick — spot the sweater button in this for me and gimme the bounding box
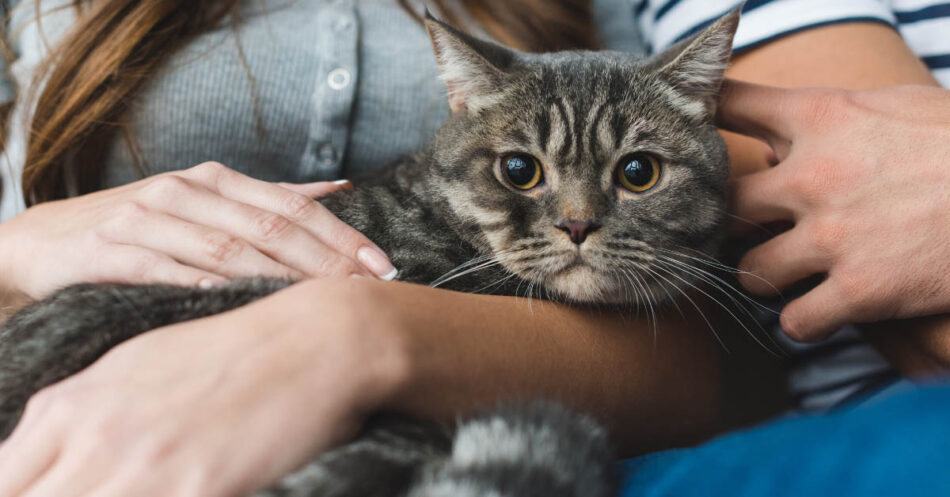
[327,68,351,90]
[317,143,337,164]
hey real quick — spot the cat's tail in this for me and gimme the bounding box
[258,402,615,497]
[408,401,617,497]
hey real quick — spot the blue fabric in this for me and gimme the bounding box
[619,383,950,497]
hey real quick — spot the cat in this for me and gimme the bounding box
[0,10,739,497]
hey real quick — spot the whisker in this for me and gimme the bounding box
[430,254,496,286]
[648,264,730,353]
[657,254,780,318]
[471,273,518,294]
[625,267,658,348]
[430,258,504,289]
[657,256,782,353]
[658,247,783,301]
[724,212,774,236]
[639,264,687,320]
[652,261,777,355]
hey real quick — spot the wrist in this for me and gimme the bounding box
[282,278,415,412]
[0,222,28,314]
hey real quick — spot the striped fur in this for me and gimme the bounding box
[0,11,739,497]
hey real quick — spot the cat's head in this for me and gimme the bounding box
[425,11,738,305]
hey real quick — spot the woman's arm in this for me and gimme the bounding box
[373,280,726,454]
[0,278,730,496]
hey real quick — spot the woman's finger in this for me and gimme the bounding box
[181,165,396,279]
[97,209,300,281]
[85,465,176,497]
[0,448,58,497]
[278,179,352,198]
[89,245,245,287]
[0,403,63,496]
[137,174,371,278]
[20,453,103,497]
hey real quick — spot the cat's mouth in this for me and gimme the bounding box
[541,258,605,304]
[539,249,654,305]
[557,253,587,272]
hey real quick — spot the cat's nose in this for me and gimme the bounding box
[555,219,601,245]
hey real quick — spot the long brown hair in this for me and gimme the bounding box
[13,0,595,205]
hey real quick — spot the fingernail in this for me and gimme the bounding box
[333,179,351,186]
[199,278,228,289]
[357,246,398,280]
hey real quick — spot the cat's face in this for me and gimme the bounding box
[426,12,738,305]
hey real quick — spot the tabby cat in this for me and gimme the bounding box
[0,11,739,496]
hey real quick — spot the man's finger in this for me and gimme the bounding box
[730,167,799,228]
[717,79,798,155]
[738,226,830,296]
[780,281,850,343]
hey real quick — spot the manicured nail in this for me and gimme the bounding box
[357,246,398,280]
[199,278,227,289]
[333,179,351,186]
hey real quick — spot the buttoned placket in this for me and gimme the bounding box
[299,0,359,181]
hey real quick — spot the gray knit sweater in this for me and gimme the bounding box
[0,0,644,219]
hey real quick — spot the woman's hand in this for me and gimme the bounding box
[0,278,410,497]
[719,80,950,342]
[0,162,397,300]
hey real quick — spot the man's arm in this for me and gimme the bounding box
[723,22,938,177]
[864,317,950,378]
[717,22,950,369]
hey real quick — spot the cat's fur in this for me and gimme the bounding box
[0,11,739,496]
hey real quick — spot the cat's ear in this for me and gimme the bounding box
[652,8,741,115]
[425,13,517,114]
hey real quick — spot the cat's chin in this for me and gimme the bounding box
[542,264,629,306]
[540,263,681,307]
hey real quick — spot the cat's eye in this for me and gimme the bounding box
[502,153,543,190]
[616,153,661,193]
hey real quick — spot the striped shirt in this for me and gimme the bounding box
[634,0,950,411]
[634,0,950,87]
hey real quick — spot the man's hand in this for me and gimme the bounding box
[719,80,950,342]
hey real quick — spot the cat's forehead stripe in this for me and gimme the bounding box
[586,102,609,161]
[553,99,573,160]
[534,104,551,154]
[570,97,587,165]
